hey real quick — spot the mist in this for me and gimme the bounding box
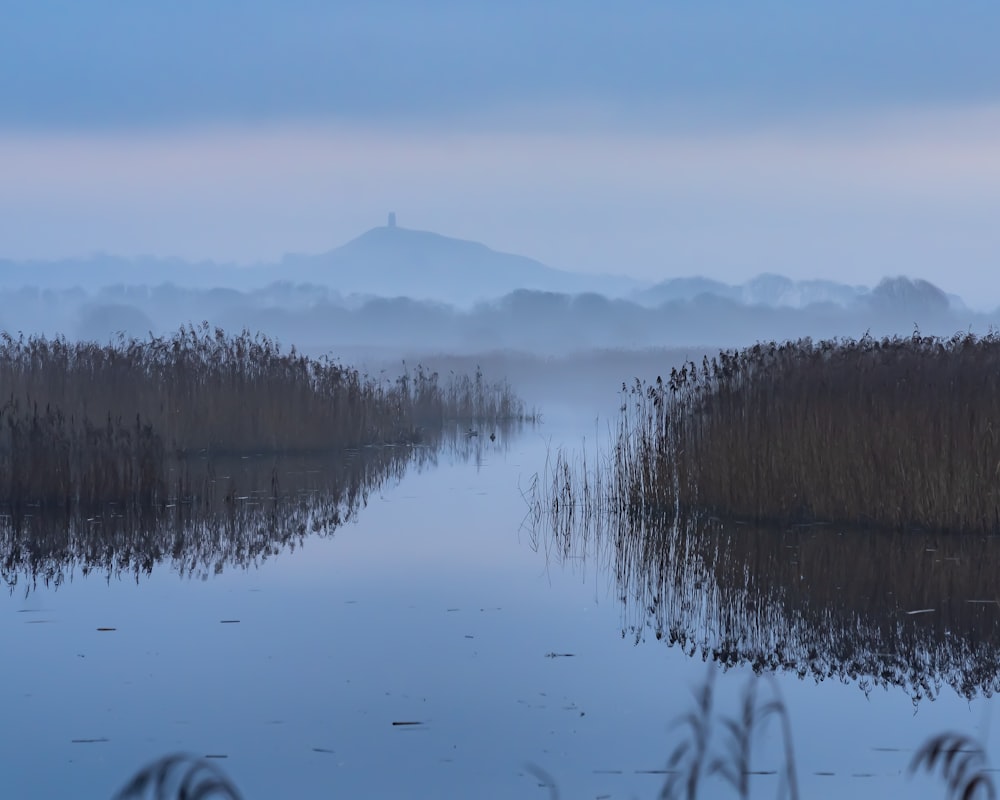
[1,221,987,345]
[0,220,993,423]
[3,108,1000,308]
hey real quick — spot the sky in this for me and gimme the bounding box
[2,2,1000,305]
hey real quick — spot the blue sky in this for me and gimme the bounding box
[2,3,1000,304]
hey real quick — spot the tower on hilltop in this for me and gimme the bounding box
[387,212,397,228]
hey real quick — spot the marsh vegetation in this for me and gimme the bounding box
[10,330,1000,799]
[0,325,531,516]
[529,332,1000,702]
[604,332,1000,533]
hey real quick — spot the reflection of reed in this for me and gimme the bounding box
[533,498,1000,701]
[1,446,400,591]
[2,419,528,592]
[435,419,528,467]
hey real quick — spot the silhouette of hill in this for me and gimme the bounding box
[279,221,636,305]
[0,219,639,305]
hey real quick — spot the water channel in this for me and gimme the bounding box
[2,413,998,799]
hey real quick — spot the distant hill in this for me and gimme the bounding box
[279,222,638,305]
[0,220,974,320]
[0,221,640,306]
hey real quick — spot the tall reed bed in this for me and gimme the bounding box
[616,332,1000,533]
[0,325,531,512]
[438,364,534,422]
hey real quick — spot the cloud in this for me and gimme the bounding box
[3,3,1000,132]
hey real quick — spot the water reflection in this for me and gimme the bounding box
[536,510,1000,702]
[2,421,526,593]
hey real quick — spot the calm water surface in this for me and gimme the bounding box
[2,414,998,799]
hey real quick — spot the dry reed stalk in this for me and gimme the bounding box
[0,325,531,515]
[608,332,1000,534]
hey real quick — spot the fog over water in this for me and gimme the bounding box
[0,220,993,362]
